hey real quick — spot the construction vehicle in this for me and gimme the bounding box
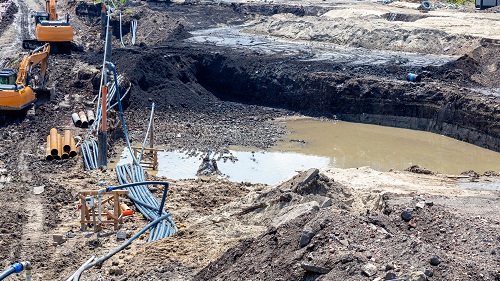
[0,44,50,121]
[22,0,80,53]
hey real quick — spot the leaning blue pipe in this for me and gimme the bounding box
[0,262,31,280]
[105,61,140,167]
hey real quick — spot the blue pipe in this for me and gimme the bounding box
[0,262,30,280]
[105,61,140,167]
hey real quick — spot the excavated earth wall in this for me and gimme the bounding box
[104,44,500,152]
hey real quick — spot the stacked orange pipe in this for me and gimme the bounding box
[45,129,78,160]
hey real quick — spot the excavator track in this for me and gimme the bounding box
[22,39,83,54]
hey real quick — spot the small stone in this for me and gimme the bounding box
[300,262,331,274]
[321,198,332,208]
[415,201,425,209]
[430,256,441,266]
[424,269,434,277]
[401,210,413,222]
[362,263,377,277]
[299,226,315,248]
[385,263,395,270]
[385,272,397,280]
[52,234,66,245]
[112,261,119,266]
[33,185,45,195]
[408,218,417,228]
[210,216,227,223]
[408,271,427,281]
[425,201,434,206]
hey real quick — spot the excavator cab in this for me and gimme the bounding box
[34,11,50,25]
[0,69,17,89]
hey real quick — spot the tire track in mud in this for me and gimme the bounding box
[0,0,39,59]
[17,142,46,277]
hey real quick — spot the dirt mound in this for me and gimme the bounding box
[109,4,191,46]
[463,41,500,88]
[196,192,500,281]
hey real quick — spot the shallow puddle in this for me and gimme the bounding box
[116,149,329,185]
[116,118,500,185]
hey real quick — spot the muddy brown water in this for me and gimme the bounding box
[272,118,500,175]
[116,118,500,185]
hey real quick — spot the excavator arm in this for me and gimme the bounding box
[16,44,50,88]
[46,0,57,21]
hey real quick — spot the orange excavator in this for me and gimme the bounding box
[22,0,81,53]
[0,44,50,121]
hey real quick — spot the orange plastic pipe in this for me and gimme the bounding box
[54,134,62,160]
[60,134,69,159]
[101,85,107,132]
[46,135,53,161]
[79,111,88,127]
[69,137,77,157]
[63,130,71,152]
[120,203,133,216]
[50,128,58,156]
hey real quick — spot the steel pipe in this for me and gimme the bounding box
[46,135,53,161]
[63,130,72,152]
[79,111,88,127]
[72,113,81,127]
[86,110,95,125]
[50,128,58,156]
[69,138,77,157]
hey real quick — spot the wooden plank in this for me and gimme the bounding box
[80,220,117,224]
[114,192,120,230]
[80,197,87,231]
[131,146,163,151]
[80,190,129,195]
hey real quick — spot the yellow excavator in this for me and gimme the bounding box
[0,44,50,121]
[22,0,81,53]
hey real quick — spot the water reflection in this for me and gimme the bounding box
[116,118,500,184]
[117,149,329,185]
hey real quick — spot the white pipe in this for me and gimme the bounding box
[119,13,126,48]
[131,21,137,45]
[65,256,94,281]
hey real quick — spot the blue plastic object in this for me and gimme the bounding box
[407,73,421,82]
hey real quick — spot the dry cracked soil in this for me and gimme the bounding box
[0,0,499,280]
